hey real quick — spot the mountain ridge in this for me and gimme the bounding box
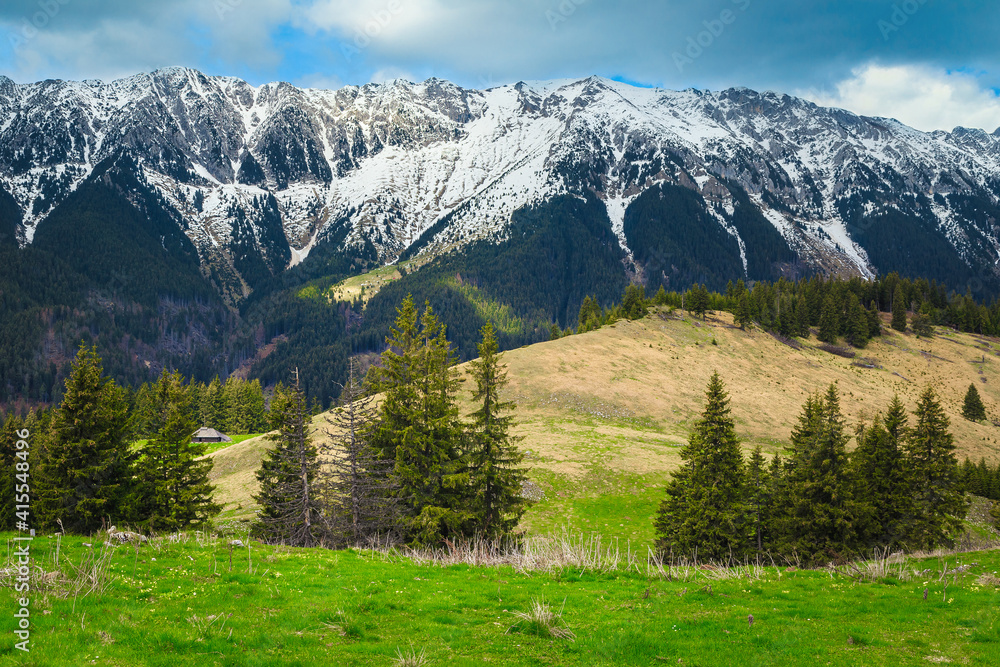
[4,67,1000,302]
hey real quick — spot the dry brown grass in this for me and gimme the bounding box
[489,309,1000,463]
[207,310,1000,522]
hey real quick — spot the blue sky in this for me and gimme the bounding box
[2,0,999,131]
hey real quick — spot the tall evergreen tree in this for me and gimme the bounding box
[774,386,860,564]
[734,290,753,331]
[134,370,221,531]
[904,387,968,549]
[866,301,882,339]
[323,360,399,546]
[794,293,811,338]
[253,372,326,546]
[467,322,531,540]
[35,346,135,533]
[845,293,870,348]
[654,372,748,561]
[0,414,24,531]
[911,309,933,338]
[577,296,602,333]
[202,376,226,430]
[818,292,841,343]
[686,284,711,320]
[620,284,648,320]
[370,296,471,545]
[961,383,987,422]
[891,285,908,332]
[746,445,770,554]
[852,406,911,549]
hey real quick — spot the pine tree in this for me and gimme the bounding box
[577,296,602,333]
[35,346,135,533]
[891,285,907,332]
[653,285,669,306]
[773,386,860,564]
[911,309,933,338]
[961,383,987,422]
[794,293,811,338]
[253,371,326,546]
[131,381,160,438]
[134,370,221,531]
[620,284,648,320]
[866,301,882,339]
[746,445,769,554]
[370,296,471,545]
[845,293,870,348]
[243,379,268,433]
[467,322,531,540]
[323,360,399,546]
[818,292,841,343]
[654,372,748,561]
[202,376,226,430]
[734,291,753,331]
[904,387,968,549]
[852,401,911,549]
[686,284,710,320]
[0,414,24,531]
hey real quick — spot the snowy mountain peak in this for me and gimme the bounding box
[4,69,1000,300]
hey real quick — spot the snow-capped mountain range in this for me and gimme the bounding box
[4,66,1000,299]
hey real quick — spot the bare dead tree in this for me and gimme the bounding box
[252,369,328,547]
[321,359,401,547]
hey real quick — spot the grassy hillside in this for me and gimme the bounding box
[209,309,1000,546]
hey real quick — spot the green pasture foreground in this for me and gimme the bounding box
[1,533,999,666]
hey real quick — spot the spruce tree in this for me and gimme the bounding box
[467,323,531,540]
[911,310,933,338]
[202,376,226,430]
[620,284,648,320]
[653,285,669,306]
[0,414,24,531]
[134,370,221,531]
[794,293,811,338]
[845,293,870,348]
[734,291,753,331]
[904,387,968,549]
[746,445,770,554]
[774,386,860,564]
[253,372,326,546]
[852,403,911,549]
[818,292,841,343]
[891,285,907,332]
[866,301,882,339]
[961,383,987,422]
[654,372,748,561]
[323,360,399,546]
[370,296,471,545]
[35,346,135,533]
[687,284,710,320]
[577,296,602,333]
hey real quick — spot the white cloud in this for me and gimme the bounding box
[369,66,417,84]
[0,0,291,83]
[799,64,1000,133]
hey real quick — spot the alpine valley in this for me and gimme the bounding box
[3,67,1000,405]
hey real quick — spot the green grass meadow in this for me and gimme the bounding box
[2,532,999,666]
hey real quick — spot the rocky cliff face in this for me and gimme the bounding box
[3,67,1000,300]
